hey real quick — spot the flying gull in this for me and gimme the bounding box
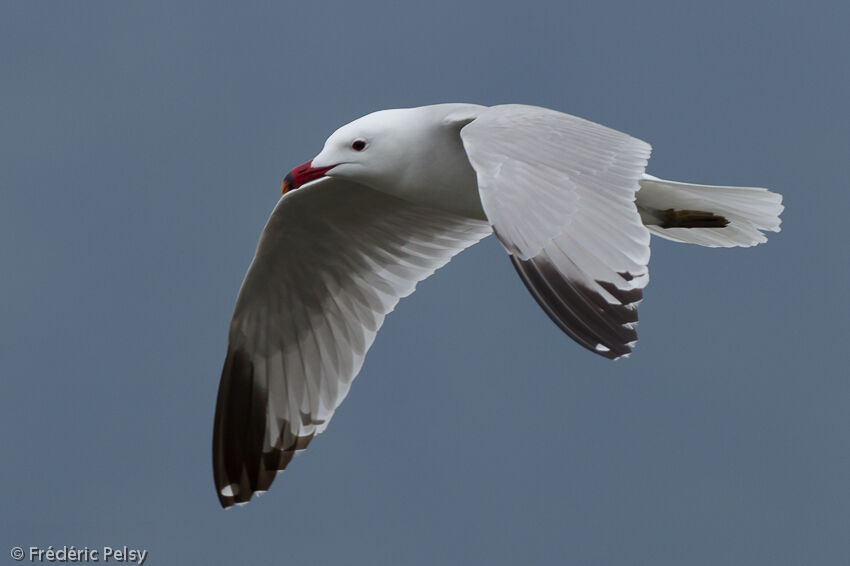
[212,103,783,507]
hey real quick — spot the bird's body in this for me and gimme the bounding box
[214,103,783,507]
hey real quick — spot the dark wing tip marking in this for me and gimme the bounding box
[510,253,641,360]
[213,346,314,509]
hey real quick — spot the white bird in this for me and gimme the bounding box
[213,103,783,507]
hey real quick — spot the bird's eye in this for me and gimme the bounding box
[351,139,367,151]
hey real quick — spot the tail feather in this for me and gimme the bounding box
[636,174,783,248]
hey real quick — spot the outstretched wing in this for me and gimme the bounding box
[459,104,652,359]
[214,178,491,507]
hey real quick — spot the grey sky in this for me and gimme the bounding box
[1,1,848,564]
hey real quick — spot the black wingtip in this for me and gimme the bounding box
[509,253,642,360]
[212,345,314,509]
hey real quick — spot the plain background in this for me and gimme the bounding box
[1,1,847,564]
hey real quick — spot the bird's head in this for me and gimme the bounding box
[281,109,418,196]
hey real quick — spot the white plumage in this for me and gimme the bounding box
[213,103,783,507]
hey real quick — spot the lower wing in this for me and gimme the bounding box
[213,178,491,507]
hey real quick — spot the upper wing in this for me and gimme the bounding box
[213,178,491,507]
[459,105,652,359]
